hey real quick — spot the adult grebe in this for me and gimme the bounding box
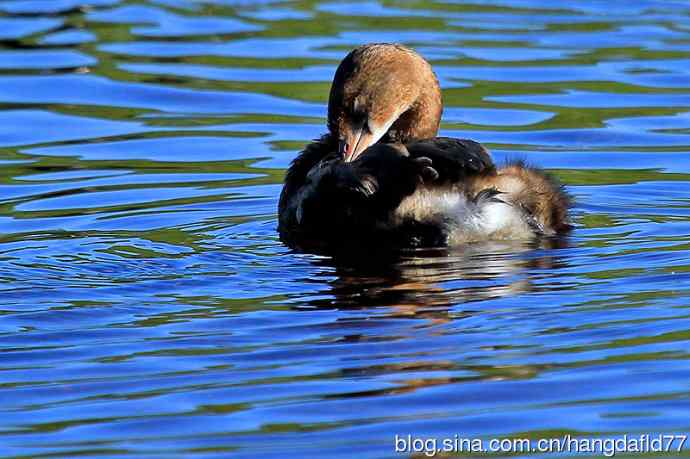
[278,44,570,250]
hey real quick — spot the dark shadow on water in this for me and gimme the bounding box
[291,236,573,319]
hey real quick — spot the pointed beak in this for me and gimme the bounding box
[338,99,409,162]
[339,116,396,163]
[339,125,374,163]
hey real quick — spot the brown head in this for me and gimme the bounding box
[328,43,443,162]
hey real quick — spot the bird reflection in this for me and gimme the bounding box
[295,238,570,321]
[285,239,571,397]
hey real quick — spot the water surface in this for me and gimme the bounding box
[1,1,690,458]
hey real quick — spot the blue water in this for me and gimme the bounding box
[1,1,690,458]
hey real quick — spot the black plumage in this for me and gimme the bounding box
[278,138,494,250]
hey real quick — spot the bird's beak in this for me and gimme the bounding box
[339,121,389,163]
[339,125,372,163]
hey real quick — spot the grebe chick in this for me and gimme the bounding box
[392,161,571,245]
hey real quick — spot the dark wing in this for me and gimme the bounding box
[404,137,495,183]
[278,134,336,215]
[279,134,382,247]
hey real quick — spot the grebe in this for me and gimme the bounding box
[278,44,571,250]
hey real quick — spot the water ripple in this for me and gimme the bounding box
[0,1,690,458]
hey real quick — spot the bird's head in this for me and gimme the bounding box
[327,43,442,162]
